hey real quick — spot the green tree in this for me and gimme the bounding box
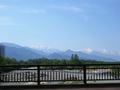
[71,54,74,60]
[74,54,79,61]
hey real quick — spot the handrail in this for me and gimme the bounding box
[0,64,120,67]
[0,64,120,86]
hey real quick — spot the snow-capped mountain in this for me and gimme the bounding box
[80,48,120,56]
[79,48,120,61]
[29,45,120,57]
[29,45,66,53]
[0,42,120,62]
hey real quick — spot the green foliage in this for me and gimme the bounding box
[0,54,120,71]
[67,66,72,69]
[71,54,74,60]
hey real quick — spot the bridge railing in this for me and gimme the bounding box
[0,64,120,86]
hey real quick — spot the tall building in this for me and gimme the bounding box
[0,44,5,57]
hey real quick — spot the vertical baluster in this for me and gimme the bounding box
[20,73,21,82]
[29,72,30,81]
[17,73,18,81]
[37,66,40,85]
[30,71,33,81]
[102,69,103,80]
[26,72,27,81]
[49,71,50,81]
[96,74,97,80]
[32,71,35,81]
[99,69,100,80]
[29,72,32,81]
[60,72,61,81]
[110,70,111,80]
[105,71,106,80]
[3,75,4,82]
[58,72,60,80]
[7,74,11,81]
[88,69,89,80]
[118,69,119,79]
[40,71,43,81]
[0,75,2,81]
[56,71,57,81]
[61,73,63,81]
[50,71,51,81]
[94,69,95,80]
[46,71,47,81]
[97,73,99,80]
[53,71,54,81]
[72,74,73,80]
[34,72,35,81]
[1,74,2,81]
[23,72,24,81]
[88,75,89,80]
[78,74,79,81]
[78,71,79,80]
[11,74,13,82]
[112,70,114,79]
[5,74,10,81]
[45,71,46,81]
[64,73,65,80]
[67,73,68,81]
[3,74,4,82]
[28,72,29,81]
[91,69,92,80]
[14,73,15,81]
[107,69,108,79]
[31,72,32,81]
[47,71,48,81]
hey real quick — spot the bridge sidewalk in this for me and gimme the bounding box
[1,87,120,90]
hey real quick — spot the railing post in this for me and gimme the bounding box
[37,66,40,85]
[84,65,87,84]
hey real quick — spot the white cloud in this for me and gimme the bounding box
[0,5,7,9]
[0,23,20,25]
[59,49,66,51]
[119,52,120,55]
[0,17,10,22]
[74,48,93,53]
[50,5,82,12]
[0,17,20,25]
[30,45,52,50]
[70,7,82,12]
[85,48,93,53]
[101,49,108,53]
[24,9,45,13]
[85,16,88,21]
[82,4,89,7]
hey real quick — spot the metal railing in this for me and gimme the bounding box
[0,64,120,86]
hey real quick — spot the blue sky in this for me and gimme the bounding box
[0,0,120,52]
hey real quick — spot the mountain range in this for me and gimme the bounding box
[0,42,120,62]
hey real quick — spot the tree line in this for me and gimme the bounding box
[0,54,120,69]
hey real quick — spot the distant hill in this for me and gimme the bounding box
[0,42,119,62]
[58,49,118,62]
[47,53,70,60]
[5,46,46,61]
[23,46,51,56]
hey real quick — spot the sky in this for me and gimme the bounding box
[0,0,120,52]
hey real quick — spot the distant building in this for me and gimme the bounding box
[0,44,5,57]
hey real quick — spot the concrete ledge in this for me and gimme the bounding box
[0,83,120,89]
